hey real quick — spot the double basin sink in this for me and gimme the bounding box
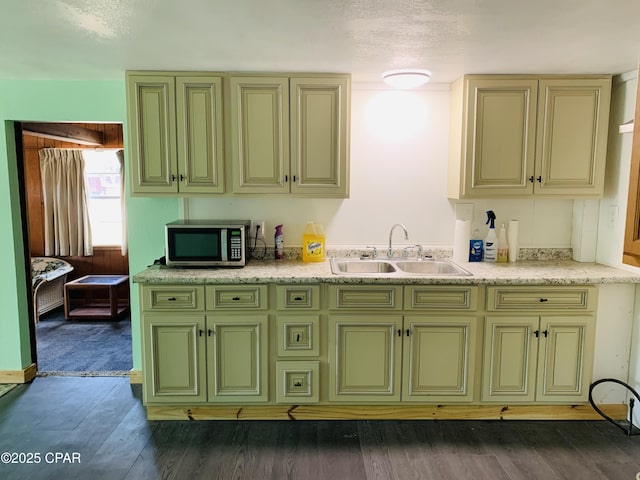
[330,257,472,277]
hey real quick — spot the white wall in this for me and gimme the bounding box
[187,83,573,250]
[593,71,640,413]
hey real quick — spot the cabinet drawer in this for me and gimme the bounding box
[206,285,268,309]
[487,286,596,311]
[276,315,320,357]
[328,285,402,310]
[141,285,204,311]
[276,285,320,310]
[404,286,478,310]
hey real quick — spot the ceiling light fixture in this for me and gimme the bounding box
[382,69,432,89]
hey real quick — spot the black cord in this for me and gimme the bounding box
[589,378,640,435]
[250,225,266,260]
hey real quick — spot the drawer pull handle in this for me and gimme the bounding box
[406,329,410,337]
[397,329,402,337]
[534,330,540,338]
[208,329,212,337]
[294,296,303,301]
[167,297,177,301]
[539,298,549,303]
[529,176,535,183]
[294,381,302,387]
[198,329,204,337]
[296,334,301,342]
[543,330,548,337]
[232,297,240,301]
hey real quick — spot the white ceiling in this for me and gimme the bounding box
[2,0,640,84]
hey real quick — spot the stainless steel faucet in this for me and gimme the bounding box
[387,223,409,258]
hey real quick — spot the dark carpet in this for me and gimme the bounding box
[35,308,132,375]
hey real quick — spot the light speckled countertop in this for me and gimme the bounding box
[132,259,640,285]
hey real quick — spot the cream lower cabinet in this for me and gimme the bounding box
[142,313,207,403]
[329,314,403,402]
[327,285,479,403]
[482,286,596,403]
[206,315,268,403]
[140,284,268,404]
[403,315,477,402]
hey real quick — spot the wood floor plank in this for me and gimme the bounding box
[3,377,640,480]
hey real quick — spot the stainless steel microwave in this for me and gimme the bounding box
[165,220,250,267]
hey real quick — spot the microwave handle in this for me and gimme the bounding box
[220,228,228,261]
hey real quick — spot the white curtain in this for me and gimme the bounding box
[39,148,93,256]
[116,149,128,255]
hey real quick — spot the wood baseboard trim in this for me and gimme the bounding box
[129,370,143,384]
[0,363,37,384]
[146,403,628,421]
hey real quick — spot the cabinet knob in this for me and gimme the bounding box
[534,330,540,338]
[397,329,402,337]
[170,174,176,182]
[179,174,185,182]
[406,329,410,337]
[198,329,204,337]
[529,176,535,183]
[536,176,542,183]
[542,330,548,337]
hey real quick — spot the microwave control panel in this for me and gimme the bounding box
[229,229,243,261]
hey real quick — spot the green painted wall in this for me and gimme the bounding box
[0,79,178,373]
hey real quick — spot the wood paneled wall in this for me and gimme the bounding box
[23,123,128,279]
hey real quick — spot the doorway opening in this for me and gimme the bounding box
[19,122,132,376]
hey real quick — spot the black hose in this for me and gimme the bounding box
[589,378,640,435]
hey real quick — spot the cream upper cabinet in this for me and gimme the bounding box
[290,77,350,196]
[127,74,177,194]
[448,75,611,199]
[229,76,290,194]
[127,72,225,195]
[534,79,611,196]
[230,74,350,197]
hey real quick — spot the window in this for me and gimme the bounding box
[82,150,123,247]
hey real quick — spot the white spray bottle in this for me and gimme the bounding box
[484,211,497,262]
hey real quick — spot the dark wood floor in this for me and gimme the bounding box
[0,377,639,480]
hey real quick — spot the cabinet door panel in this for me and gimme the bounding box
[142,314,206,403]
[207,315,268,402]
[482,316,538,402]
[127,75,177,194]
[230,77,289,193]
[403,315,477,401]
[290,77,349,196]
[535,79,611,195]
[537,316,595,402]
[176,76,224,193]
[464,78,537,196]
[329,315,402,401]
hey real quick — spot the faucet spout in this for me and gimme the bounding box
[388,223,409,258]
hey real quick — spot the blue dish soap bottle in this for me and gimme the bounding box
[275,225,284,260]
[469,228,483,262]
